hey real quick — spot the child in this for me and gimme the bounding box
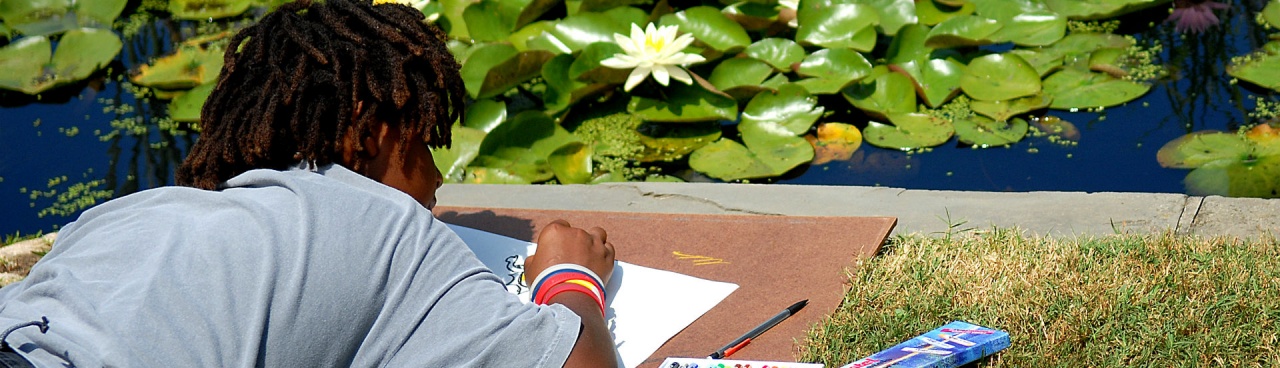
[0,0,617,366]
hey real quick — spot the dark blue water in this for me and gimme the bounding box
[0,2,1270,235]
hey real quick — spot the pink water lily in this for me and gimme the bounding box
[599,23,706,92]
[1167,0,1230,34]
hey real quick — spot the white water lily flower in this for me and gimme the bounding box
[373,0,440,22]
[599,23,706,92]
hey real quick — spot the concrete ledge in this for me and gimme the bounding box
[438,183,1279,239]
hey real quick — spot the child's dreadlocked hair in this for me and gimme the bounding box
[176,0,465,190]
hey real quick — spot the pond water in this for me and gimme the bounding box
[0,1,1273,236]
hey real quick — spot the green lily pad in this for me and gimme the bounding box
[463,167,534,184]
[886,23,933,65]
[989,11,1066,46]
[1042,0,1167,20]
[1183,156,1280,198]
[960,53,1041,101]
[169,82,215,123]
[542,54,611,114]
[1045,32,1134,57]
[924,15,1001,48]
[1157,131,1251,169]
[863,112,955,150]
[1042,68,1150,110]
[569,41,629,84]
[473,111,580,182]
[549,8,644,52]
[954,115,1028,147]
[744,38,806,71]
[915,0,976,25]
[548,141,594,184]
[659,6,751,53]
[458,43,554,99]
[1228,50,1280,92]
[842,67,918,120]
[0,28,122,94]
[795,2,879,51]
[578,0,651,12]
[1159,125,1280,198]
[169,0,252,20]
[636,121,722,162]
[970,94,1051,121]
[76,0,127,27]
[708,57,775,99]
[131,46,224,90]
[1265,0,1280,29]
[861,0,915,36]
[893,57,966,108]
[508,21,558,51]
[807,122,864,165]
[628,80,738,123]
[1007,49,1064,77]
[441,0,478,39]
[688,133,813,181]
[741,84,823,135]
[464,99,507,133]
[796,48,873,94]
[432,124,488,182]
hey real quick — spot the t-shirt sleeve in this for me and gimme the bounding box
[380,225,581,367]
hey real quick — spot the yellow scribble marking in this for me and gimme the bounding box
[672,251,729,266]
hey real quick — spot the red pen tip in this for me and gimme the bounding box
[722,338,753,358]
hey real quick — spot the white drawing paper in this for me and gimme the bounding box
[447,223,740,368]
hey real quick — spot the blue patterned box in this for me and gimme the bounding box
[837,321,1009,368]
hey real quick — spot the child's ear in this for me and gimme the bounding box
[363,122,396,158]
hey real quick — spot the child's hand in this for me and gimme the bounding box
[525,220,616,287]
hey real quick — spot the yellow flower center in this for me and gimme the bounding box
[645,35,665,51]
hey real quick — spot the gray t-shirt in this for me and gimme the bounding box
[0,164,580,367]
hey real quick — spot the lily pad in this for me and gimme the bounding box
[842,67,918,120]
[954,115,1029,147]
[169,82,216,123]
[1042,0,1166,20]
[463,99,507,133]
[863,112,955,150]
[628,80,738,123]
[1265,0,1280,29]
[795,2,879,51]
[1158,125,1280,198]
[915,0,976,25]
[432,124,488,182]
[636,121,722,162]
[741,84,823,135]
[459,43,554,99]
[708,57,774,99]
[569,42,629,84]
[960,53,1041,101]
[1042,68,1150,109]
[795,48,873,94]
[169,0,253,20]
[1007,49,1065,77]
[548,141,595,184]
[806,122,863,165]
[1228,50,1280,92]
[0,0,122,36]
[861,0,915,36]
[988,11,1066,46]
[970,94,1051,121]
[744,38,805,71]
[659,6,751,53]
[885,23,933,65]
[688,132,813,181]
[0,28,122,94]
[76,0,128,27]
[473,111,580,183]
[892,57,966,108]
[463,167,534,184]
[131,45,224,90]
[924,15,1001,48]
[1028,114,1080,141]
[548,8,645,52]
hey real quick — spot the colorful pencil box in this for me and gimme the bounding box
[838,320,1010,368]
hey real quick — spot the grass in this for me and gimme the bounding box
[801,228,1280,367]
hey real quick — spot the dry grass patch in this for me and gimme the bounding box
[801,229,1280,367]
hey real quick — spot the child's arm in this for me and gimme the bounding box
[525,220,618,367]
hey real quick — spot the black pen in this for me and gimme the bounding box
[708,299,808,359]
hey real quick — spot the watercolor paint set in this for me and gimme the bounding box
[837,320,1009,368]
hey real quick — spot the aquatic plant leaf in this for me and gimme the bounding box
[659,6,751,53]
[1007,49,1064,77]
[863,112,954,150]
[642,174,684,182]
[168,0,252,20]
[578,0,651,12]
[51,28,120,82]
[795,2,879,51]
[861,0,915,36]
[924,15,1001,48]
[0,22,10,39]
[1042,68,1149,109]
[75,0,127,27]
[0,36,52,94]
[688,139,779,180]
[0,0,75,36]
[463,166,534,184]
[1183,155,1280,198]
[954,115,1028,147]
[970,94,1051,121]
[1228,49,1280,92]
[508,21,558,52]
[893,57,966,108]
[569,42,629,84]
[463,1,517,41]
[549,8,645,52]
[988,11,1066,46]
[628,79,738,123]
[885,23,932,65]
[548,142,594,184]
[960,53,1041,101]
[459,44,516,98]
[969,0,1051,19]
[1042,0,1167,20]
[915,0,975,25]
[742,84,823,135]
[432,124,487,182]
[1028,114,1080,141]
[721,2,782,31]
[797,48,872,88]
[1045,32,1134,56]
[806,122,863,165]
[739,120,814,174]
[1266,0,1280,29]
[169,82,215,123]
[464,99,507,133]
[441,0,478,39]
[635,121,721,162]
[130,45,224,90]
[1156,131,1250,169]
[842,67,918,120]
[474,111,579,182]
[708,57,774,99]
[745,38,806,71]
[541,54,612,114]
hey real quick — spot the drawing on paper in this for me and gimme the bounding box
[502,254,528,294]
[672,251,729,266]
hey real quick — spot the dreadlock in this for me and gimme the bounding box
[176,0,466,190]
